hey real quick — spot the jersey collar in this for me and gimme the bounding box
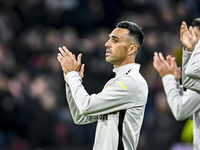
[113,63,140,76]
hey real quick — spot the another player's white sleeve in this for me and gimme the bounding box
[182,48,200,92]
[162,74,200,120]
[65,84,98,125]
[185,40,200,80]
[182,48,191,84]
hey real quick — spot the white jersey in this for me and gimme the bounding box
[180,42,200,150]
[65,63,148,150]
[162,74,200,150]
[182,40,200,92]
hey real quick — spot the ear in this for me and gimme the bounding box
[128,44,138,55]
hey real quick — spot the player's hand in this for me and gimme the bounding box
[166,56,181,81]
[57,46,84,77]
[153,52,173,78]
[71,54,85,78]
[180,21,197,52]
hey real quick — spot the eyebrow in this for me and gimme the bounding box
[109,35,120,40]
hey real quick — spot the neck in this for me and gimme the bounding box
[113,59,135,68]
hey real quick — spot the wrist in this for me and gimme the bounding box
[184,46,193,52]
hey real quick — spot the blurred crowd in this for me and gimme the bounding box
[0,0,200,149]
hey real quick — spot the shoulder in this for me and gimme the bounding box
[114,73,148,92]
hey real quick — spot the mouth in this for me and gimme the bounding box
[105,49,111,56]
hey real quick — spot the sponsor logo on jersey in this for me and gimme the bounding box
[98,114,108,121]
[117,81,127,90]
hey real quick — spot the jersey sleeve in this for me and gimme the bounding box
[65,71,143,116]
[182,48,191,84]
[65,84,98,125]
[182,48,200,92]
[162,74,200,120]
[185,40,200,80]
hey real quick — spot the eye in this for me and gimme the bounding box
[113,39,118,43]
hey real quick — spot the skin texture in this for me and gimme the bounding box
[153,21,200,81]
[153,52,181,81]
[104,28,138,68]
[57,46,84,81]
[180,21,197,52]
[193,26,200,41]
[57,27,138,80]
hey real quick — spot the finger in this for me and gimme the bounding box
[79,64,85,78]
[153,52,159,61]
[171,57,178,72]
[72,54,76,59]
[153,52,162,65]
[57,53,64,61]
[153,60,160,71]
[58,47,68,58]
[189,26,195,36]
[57,53,65,65]
[158,52,172,69]
[153,53,158,65]
[153,60,159,69]
[63,46,73,58]
[153,52,161,70]
[166,55,172,65]
[180,21,188,35]
[77,53,82,65]
[172,57,177,67]
[178,67,181,74]
[158,52,166,63]
[180,23,184,36]
[166,55,171,60]
[182,21,188,30]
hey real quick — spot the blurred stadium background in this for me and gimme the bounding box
[0,0,199,149]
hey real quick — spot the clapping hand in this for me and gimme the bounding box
[57,46,85,79]
[153,52,181,81]
[180,21,197,52]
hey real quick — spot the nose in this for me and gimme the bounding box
[105,40,109,47]
[105,40,111,48]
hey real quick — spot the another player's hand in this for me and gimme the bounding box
[166,56,181,81]
[180,21,196,52]
[153,52,173,78]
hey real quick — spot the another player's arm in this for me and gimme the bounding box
[185,40,200,80]
[182,45,200,92]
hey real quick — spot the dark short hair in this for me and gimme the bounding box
[116,21,144,50]
[192,18,200,30]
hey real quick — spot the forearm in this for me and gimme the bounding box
[162,74,200,120]
[65,84,98,124]
[162,74,186,120]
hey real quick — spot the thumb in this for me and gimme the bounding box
[189,26,195,36]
